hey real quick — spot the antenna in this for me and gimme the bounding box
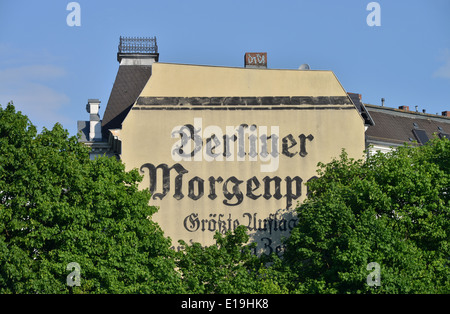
[298,64,310,70]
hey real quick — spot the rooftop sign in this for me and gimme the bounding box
[244,52,267,68]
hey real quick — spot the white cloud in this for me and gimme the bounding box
[433,49,450,79]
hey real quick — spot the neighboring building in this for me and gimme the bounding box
[77,98,116,159]
[364,103,450,155]
[77,36,448,253]
[345,92,450,154]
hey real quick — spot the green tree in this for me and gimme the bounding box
[3,101,449,294]
[176,225,288,294]
[282,138,450,293]
[0,103,183,293]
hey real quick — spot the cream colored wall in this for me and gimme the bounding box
[119,63,365,254]
[140,63,349,97]
[121,108,365,253]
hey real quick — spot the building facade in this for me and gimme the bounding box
[78,37,449,254]
[364,103,450,154]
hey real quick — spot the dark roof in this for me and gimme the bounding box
[77,120,88,142]
[365,104,450,145]
[347,93,375,126]
[101,65,152,137]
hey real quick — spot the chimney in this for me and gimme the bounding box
[422,109,426,114]
[443,111,449,117]
[244,52,267,69]
[117,36,159,65]
[86,99,102,141]
[381,98,385,106]
[398,105,409,111]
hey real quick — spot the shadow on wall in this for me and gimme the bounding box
[248,207,299,257]
[248,176,317,257]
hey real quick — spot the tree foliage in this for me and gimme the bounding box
[282,139,450,293]
[0,103,182,293]
[1,102,449,294]
[176,225,288,294]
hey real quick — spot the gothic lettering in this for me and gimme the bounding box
[188,176,204,200]
[141,163,315,209]
[246,176,261,200]
[299,134,314,157]
[282,134,297,157]
[140,163,188,200]
[223,176,244,206]
[208,176,223,200]
[262,176,282,200]
[184,212,298,236]
[285,176,302,209]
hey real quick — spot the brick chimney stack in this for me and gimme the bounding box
[244,52,267,69]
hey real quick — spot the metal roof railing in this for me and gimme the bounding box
[118,36,158,54]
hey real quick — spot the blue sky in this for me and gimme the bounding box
[1,0,449,136]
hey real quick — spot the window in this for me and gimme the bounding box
[412,129,429,144]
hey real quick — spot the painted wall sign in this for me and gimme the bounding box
[119,63,365,255]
